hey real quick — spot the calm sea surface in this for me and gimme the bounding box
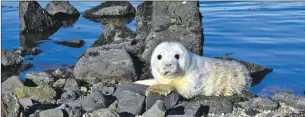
[1,2,305,96]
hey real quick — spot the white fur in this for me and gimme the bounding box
[135,42,252,99]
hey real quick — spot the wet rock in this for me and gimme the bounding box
[25,72,55,86]
[55,40,85,48]
[64,78,79,91]
[45,1,80,17]
[90,108,119,117]
[67,91,109,112]
[215,57,273,86]
[272,92,305,110]
[39,108,64,117]
[74,48,137,84]
[116,90,145,115]
[14,85,56,103]
[13,47,42,56]
[83,1,135,20]
[19,1,62,34]
[142,100,166,117]
[1,76,24,94]
[238,97,279,111]
[141,1,203,63]
[93,23,136,46]
[114,83,148,96]
[1,94,21,117]
[19,98,34,108]
[146,92,180,110]
[1,62,33,82]
[57,90,79,104]
[1,48,24,68]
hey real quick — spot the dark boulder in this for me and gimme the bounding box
[54,40,85,48]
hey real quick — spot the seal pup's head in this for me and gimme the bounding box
[151,42,191,78]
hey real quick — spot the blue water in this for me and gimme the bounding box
[2,2,305,96]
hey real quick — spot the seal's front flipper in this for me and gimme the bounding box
[134,79,157,86]
[145,84,175,96]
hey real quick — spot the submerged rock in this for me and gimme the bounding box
[14,85,56,103]
[142,100,166,117]
[13,47,42,56]
[55,40,85,48]
[19,1,62,34]
[83,1,135,19]
[74,48,137,84]
[45,1,80,17]
[1,94,21,117]
[1,76,24,94]
[1,48,24,68]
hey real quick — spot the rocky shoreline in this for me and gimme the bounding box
[2,1,305,117]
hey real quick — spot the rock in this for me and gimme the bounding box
[238,97,279,111]
[135,1,152,40]
[92,23,135,46]
[64,78,79,91]
[1,94,21,117]
[55,40,85,48]
[19,98,34,108]
[215,57,273,86]
[116,90,145,115]
[146,92,180,110]
[14,85,56,103]
[1,76,24,94]
[57,90,79,104]
[1,62,32,82]
[108,100,118,111]
[90,108,119,117]
[142,100,166,117]
[13,47,42,56]
[141,1,204,63]
[272,92,305,110]
[64,105,84,117]
[67,91,109,112]
[83,1,135,20]
[39,108,64,117]
[1,48,24,68]
[74,48,137,84]
[167,116,195,117]
[19,1,62,34]
[53,78,66,88]
[170,97,233,115]
[114,83,148,96]
[25,72,55,86]
[96,17,134,26]
[45,1,80,17]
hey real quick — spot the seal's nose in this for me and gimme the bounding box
[165,64,172,67]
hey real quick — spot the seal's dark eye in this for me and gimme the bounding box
[157,55,162,60]
[175,54,179,59]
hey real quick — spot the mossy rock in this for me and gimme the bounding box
[14,85,56,102]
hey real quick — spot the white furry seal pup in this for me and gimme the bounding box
[135,42,251,99]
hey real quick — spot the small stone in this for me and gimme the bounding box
[39,108,64,117]
[108,100,118,111]
[146,92,180,110]
[52,79,66,88]
[80,87,88,92]
[142,100,166,117]
[64,78,79,91]
[238,97,279,111]
[57,90,78,104]
[19,98,33,107]
[90,108,119,117]
[1,76,24,94]
[25,72,55,86]
[272,92,305,110]
[116,90,145,115]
